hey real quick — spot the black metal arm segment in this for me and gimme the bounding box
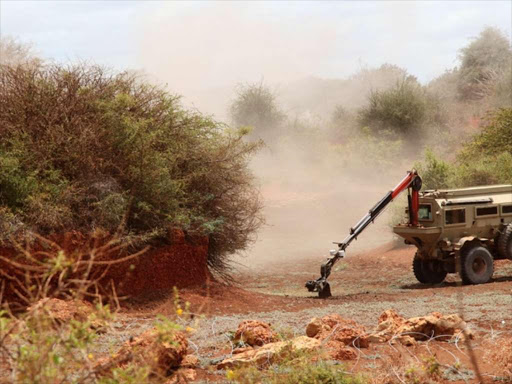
[305,171,420,296]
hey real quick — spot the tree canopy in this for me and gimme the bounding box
[458,27,512,100]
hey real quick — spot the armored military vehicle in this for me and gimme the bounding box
[306,170,512,298]
[393,184,512,285]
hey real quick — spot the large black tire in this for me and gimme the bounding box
[497,223,512,259]
[460,245,494,285]
[413,253,428,284]
[413,252,447,284]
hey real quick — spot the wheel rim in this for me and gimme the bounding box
[472,256,487,276]
[426,261,442,274]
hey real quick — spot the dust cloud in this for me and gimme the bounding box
[136,2,416,268]
[245,143,406,269]
[136,2,417,119]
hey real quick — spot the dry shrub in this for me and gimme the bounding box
[0,239,194,384]
[0,36,40,67]
[0,63,263,275]
[0,231,145,311]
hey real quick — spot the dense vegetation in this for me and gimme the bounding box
[0,20,510,384]
[0,25,510,272]
[0,64,263,273]
[227,27,511,194]
[457,27,512,101]
[359,78,445,136]
[419,108,512,189]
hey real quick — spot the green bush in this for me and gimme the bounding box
[415,150,512,190]
[454,152,512,187]
[414,149,454,190]
[230,82,285,141]
[0,64,263,273]
[334,126,404,171]
[459,108,512,158]
[359,78,444,136]
[414,109,512,189]
[455,108,512,186]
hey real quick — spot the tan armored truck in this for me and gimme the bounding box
[306,171,512,298]
[393,184,512,285]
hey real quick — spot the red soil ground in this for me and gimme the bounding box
[134,242,512,383]
[0,229,212,304]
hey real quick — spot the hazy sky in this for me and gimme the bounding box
[1,1,511,91]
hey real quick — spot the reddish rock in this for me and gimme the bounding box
[378,309,405,327]
[95,327,188,376]
[234,320,278,347]
[28,298,93,324]
[327,344,358,360]
[306,317,332,337]
[181,354,199,368]
[370,310,474,345]
[306,314,369,348]
[233,346,254,354]
[218,336,321,369]
[166,368,197,383]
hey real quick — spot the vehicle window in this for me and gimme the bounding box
[502,205,512,214]
[445,208,465,225]
[418,204,432,220]
[476,206,498,216]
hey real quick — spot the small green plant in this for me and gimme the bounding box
[423,355,441,377]
[414,148,454,190]
[2,292,117,383]
[404,366,420,384]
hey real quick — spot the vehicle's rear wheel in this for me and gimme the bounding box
[497,223,512,259]
[413,252,447,284]
[413,253,428,283]
[460,245,494,284]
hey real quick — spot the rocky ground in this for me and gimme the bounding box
[96,242,512,383]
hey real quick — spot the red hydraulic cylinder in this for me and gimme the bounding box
[411,189,419,226]
[391,172,415,199]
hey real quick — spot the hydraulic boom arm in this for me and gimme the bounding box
[305,170,422,298]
